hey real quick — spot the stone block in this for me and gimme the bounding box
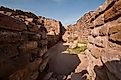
[0,31,23,43]
[104,0,121,21]
[109,32,121,42]
[19,41,38,53]
[39,39,47,47]
[88,36,95,44]
[0,44,19,58]
[93,14,104,27]
[99,24,109,36]
[9,68,29,80]
[39,57,49,72]
[0,13,27,31]
[88,44,104,58]
[95,36,108,48]
[25,18,33,22]
[39,46,47,57]
[28,57,42,72]
[40,32,47,39]
[109,23,121,35]
[108,41,121,51]
[91,27,101,37]
[27,22,39,32]
[28,71,39,80]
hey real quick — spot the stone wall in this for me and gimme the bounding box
[0,7,48,80]
[85,0,121,80]
[0,6,65,49]
[39,16,65,48]
[63,11,94,43]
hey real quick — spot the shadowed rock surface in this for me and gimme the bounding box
[0,0,121,80]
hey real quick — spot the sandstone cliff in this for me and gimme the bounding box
[0,6,65,49]
[65,0,121,80]
[0,0,121,79]
[0,13,48,80]
[85,0,121,79]
[63,0,121,79]
[0,6,65,80]
[63,11,94,43]
[39,16,65,48]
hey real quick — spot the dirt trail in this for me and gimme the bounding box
[45,41,89,80]
[48,41,81,75]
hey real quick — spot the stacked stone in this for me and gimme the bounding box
[63,11,94,43]
[39,16,65,48]
[0,7,48,80]
[0,6,65,49]
[86,0,121,80]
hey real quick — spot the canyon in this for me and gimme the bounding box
[0,0,121,80]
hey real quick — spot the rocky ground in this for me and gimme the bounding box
[40,41,89,80]
[0,0,121,80]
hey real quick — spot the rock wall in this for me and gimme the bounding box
[63,11,94,43]
[0,7,48,80]
[0,6,65,49]
[85,0,121,80]
[39,16,65,48]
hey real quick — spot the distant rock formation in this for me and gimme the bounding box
[63,11,94,43]
[39,16,66,48]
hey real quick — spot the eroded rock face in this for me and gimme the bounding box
[0,6,65,49]
[85,0,121,80]
[63,0,121,80]
[63,11,94,43]
[0,7,48,80]
[38,16,66,48]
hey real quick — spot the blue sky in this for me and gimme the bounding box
[0,0,104,25]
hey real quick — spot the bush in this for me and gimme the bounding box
[67,42,87,54]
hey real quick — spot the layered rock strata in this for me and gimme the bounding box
[0,7,48,80]
[0,6,65,49]
[39,16,65,48]
[63,11,94,43]
[85,0,121,80]
[63,0,121,80]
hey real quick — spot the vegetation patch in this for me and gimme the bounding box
[67,42,87,54]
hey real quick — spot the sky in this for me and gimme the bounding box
[0,0,105,25]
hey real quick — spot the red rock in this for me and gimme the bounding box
[95,36,108,48]
[104,0,121,21]
[0,31,22,43]
[109,23,121,35]
[109,32,121,42]
[91,27,100,37]
[19,41,38,53]
[99,24,109,36]
[88,36,95,44]
[93,14,104,27]
[0,13,27,31]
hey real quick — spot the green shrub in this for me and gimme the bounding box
[67,43,87,54]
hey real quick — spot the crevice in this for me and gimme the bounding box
[95,0,116,21]
[109,39,121,45]
[104,13,121,22]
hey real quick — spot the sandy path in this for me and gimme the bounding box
[48,41,81,75]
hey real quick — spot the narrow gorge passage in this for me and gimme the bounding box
[48,41,80,74]
[40,41,88,80]
[0,0,121,80]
